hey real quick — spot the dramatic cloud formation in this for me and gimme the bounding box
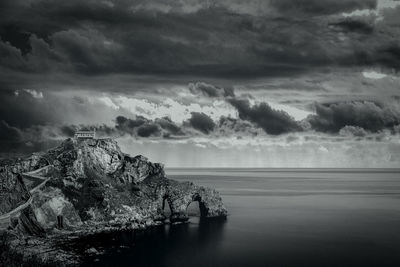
[137,123,161,138]
[306,101,400,133]
[228,98,302,135]
[270,0,376,15]
[115,115,184,138]
[329,19,374,34]
[0,0,400,93]
[217,116,260,136]
[0,89,126,130]
[115,115,148,135]
[155,117,185,136]
[189,82,235,98]
[186,112,216,134]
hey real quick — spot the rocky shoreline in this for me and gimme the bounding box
[0,138,227,266]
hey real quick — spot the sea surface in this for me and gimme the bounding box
[86,168,400,267]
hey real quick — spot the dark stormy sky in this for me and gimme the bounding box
[1,0,400,167]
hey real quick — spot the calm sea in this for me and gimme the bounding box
[86,168,400,267]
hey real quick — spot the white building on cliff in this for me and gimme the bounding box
[74,130,96,139]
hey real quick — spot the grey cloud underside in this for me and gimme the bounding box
[115,115,186,138]
[0,89,121,129]
[306,101,400,133]
[189,82,235,98]
[0,0,400,90]
[228,98,303,135]
[186,112,216,134]
[224,93,400,135]
[155,117,185,136]
[0,90,63,129]
[270,0,376,15]
[329,19,375,34]
[217,116,260,136]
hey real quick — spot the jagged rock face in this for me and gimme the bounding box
[15,206,45,237]
[0,174,30,214]
[0,153,51,180]
[2,138,227,235]
[74,139,124,176]
[114,155,165,184]
[31,187,82,230]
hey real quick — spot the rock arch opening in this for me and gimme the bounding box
[162,198,172,218]
[187,201,201,217]
[187,197,208,218]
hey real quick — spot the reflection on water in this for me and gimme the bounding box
[82,169,400,267]
[82,218,227,267]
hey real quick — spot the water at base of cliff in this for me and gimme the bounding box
[84,168,400,267]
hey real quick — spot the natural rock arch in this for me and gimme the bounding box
[162,196,172,217]
[164,181,227,223]
[186,198,202,217]
[188,194,208,217]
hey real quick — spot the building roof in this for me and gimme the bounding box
[75,130,95,133]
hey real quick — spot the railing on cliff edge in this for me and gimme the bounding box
[0,165,54,230]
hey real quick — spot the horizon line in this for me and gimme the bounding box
[165,167,400,171]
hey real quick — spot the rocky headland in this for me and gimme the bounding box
[0,138,227,266]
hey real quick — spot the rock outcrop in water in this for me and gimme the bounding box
[0,138,227,265]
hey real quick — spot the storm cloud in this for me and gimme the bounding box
[115,115,185,138]
[217,116,260,136]
[137,123,161,137]
[0,89,124,130]
[329,19,374,34]
[186,112,216,134]
[115,115,148,135]
[155,117,185,136]
[189,82,235,98]
[306,101,400,133]
[270,0,376,15]
[228,98,302,135]
[0,0,400,94]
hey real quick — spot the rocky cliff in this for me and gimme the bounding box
[0,138,227,265]
[0,172,30,214]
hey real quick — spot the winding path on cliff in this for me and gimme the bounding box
[0,166,53,230]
